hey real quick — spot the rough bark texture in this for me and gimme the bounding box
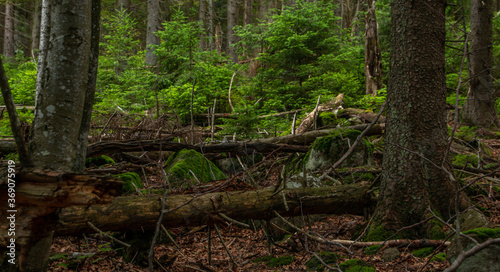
[462,0,499,128]
[31,1,41,56]
[30,0,92,172]
[364,0,383,96]
[34,0,51,107]
[74,0,101,173]
[199,0,207,50]
[227,0,238,63]
[56,183,374,236]
[208,0,215,50]
[145,0,161,65]
[3,2,15,58]
[369,0,469,240]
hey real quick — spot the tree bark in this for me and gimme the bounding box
[199,0,207,50]
[227,0,238,63]
[243,0,253,26]
[31,0,42,57]
[368,0,470,240]
[208,0,215,50]
[364,0,383,96]
[3,1,15,58]
[462,0,499,128]
[34,0,51,108]
[145,0,161,66]
[56,183,374,236]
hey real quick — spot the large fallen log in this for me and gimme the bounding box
[86,140,309,157]
[56,183,374,236]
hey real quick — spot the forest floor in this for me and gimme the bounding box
[46,136,500,272]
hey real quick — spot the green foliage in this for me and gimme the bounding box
[115,172,143,194]
[454,126,477,142]
[412,247,434,258]
[85,155,116,168]
[3,57,37,105]
[452,154,478,168]
[305,252,340,271]
[96,9,155,113]
[0,109,33,136]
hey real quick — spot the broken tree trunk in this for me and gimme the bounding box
[0,171,122,270]
[295,94,344,134]
[56,183,374,236]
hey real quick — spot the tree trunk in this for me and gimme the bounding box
[56,183,374,235]
[227,0,238,63]
[367,0,470,240]
[462,0,499,128]
[3,1,15,58]
[243,0,253,26]
[208,0,215,50]
[199,0,207,50]
[364,0,382,96]
[145,0,161,66]
[31,0,42,57]
[35,0,51,108]
[117,0,130,13]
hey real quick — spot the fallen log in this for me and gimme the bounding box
[338,108,387,124]
[56,183,375,236]
[86,140,309,157]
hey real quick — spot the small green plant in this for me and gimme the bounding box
[452,154,478,168]
[412,247,434,258]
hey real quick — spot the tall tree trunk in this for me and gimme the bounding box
[227,0,239,63]
[145,0,161,66]
[367,0,470,240]
[31,0,42,57]
[462,0,499,128]
[199,0,207,50]
[3,1,15,58]
[208,0,215,50]
[34,0,50,108]
[243,0,253,26]
[364,0,382,96]
[74,0,101,173]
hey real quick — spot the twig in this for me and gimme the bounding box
[313,94,321,131]
[86,222,130,248]
[148,197,167,272]
[214,224,238,267]
[291,111,297,135]
[211,98,216,141]
[320,101,386,179]
[99,110,118,141]
[218,213,250,228]
[161,224,179,249]
[228,66,243,112]
[190,78,197,145]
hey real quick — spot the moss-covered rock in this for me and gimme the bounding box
[305,252,340,271]
[115,172,142,194]
[318,112,338,127]
[164,149,226,188]
[266,255,295,267]
[339,259,375,272]
[304,129,372,171]
[85,155,115,167]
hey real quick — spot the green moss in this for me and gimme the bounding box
[252,255,273,263]
[265,256,295,267]
[164,149,226,186]
[115,172,142,194]
[412,247,434,258]
[452,154,478,168]
[339,259,375,272]
[427,218,445,240]
[364,245,382,255]
[310,129,361,153]
[365,224,396,241]
[85,155,115,167]
[463,227,500,239]
[318,112,338,127]
[430,253,447,262]
[305,252,340,271]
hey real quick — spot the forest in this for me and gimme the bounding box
[0,0,500,271]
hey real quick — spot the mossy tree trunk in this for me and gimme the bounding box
[367,0,470,240]
[462,0,499,128]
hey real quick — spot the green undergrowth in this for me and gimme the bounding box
[114,172,143,194]
[339,259,375,272]
[412,247,434,258]
[253,255,295,268]
[85,155,115,167]
[463,227,500,239]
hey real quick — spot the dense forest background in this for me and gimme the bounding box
[1,0,498,139]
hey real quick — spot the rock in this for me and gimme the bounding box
[285,172,325,189]
[304,129,372,172]
[381,247,400,261]
[115,172,142,194]
[164,149,226,188]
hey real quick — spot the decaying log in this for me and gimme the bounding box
[338,108,386,123]
[56,183,375,235]
[86,140,309,157]
[0,140,16,154]
[253,123,385,146]
[295,94,344,134]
